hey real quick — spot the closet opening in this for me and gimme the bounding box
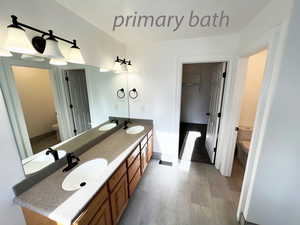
[178,62,227,164]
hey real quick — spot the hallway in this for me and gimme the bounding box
[119,160,243,225]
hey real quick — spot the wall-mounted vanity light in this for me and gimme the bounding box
[0,48,13,57]
[3,15,85,65]
[99,67,111,72]
[113,56,133,73]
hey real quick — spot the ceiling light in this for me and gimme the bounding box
[67,40,85,64]
[43,30,64,58]
[49,58,68,66]
[0,48,13,57]
[4,16,36,55]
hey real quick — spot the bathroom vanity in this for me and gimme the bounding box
[15,122,153,225]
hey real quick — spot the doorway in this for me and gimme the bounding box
[12,66,61,156]
[232,49,268,210]
[63,69,91,136]
[178,62,227,164]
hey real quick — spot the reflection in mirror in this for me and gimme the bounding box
[0,54,129,176]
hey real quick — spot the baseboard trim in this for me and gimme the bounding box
[239,213,259,225]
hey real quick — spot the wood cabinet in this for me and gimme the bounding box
[110,175,128,225]
[147,135,153,162]
[89,200,112,225]
[141,146,148,174]
[22,129,153,225]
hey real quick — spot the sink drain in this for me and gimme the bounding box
[80,182,86,187]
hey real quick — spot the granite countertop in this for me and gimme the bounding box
[14,121,153,225]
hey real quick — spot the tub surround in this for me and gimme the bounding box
[14,120,153,225]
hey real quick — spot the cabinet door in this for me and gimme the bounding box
[141,147,148,174]
[110,175,128,224]
[89,200,112,225]
[147,136,153,162]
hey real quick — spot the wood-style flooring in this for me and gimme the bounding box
[119,159,244,225]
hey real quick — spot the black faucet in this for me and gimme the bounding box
[123,120,130,129]
[63,153,80,172]
[46,148,59,161]
[110,119,119,125]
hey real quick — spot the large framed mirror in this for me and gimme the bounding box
[0,54,129,177]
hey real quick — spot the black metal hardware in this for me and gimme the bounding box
[46,147,59,161]
[123,120,130,130]
[214,147,217,153]
[223,72,226,78]
[235,127,239,131]
[117,88,125,99]
[63,153,80,172]
[8,15,81,53]
[115,56,132,66]
[129,88,138,99]
[206,113,210,116]
[217,112,222,118]
[65,74,77,136]
[110,119,119,125]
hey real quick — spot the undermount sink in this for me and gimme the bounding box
[23,150,66,175]
[98,123,117,131]
[126,125,145,134]
[62,159,108,191]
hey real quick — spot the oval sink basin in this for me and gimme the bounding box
[62,159,108,191]
[126,125,145,135]
[98,123,117,131]
[23,150,66,175]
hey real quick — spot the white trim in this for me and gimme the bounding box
[0,56,72,160]
[174,53,235,173]
[236,23,288,220]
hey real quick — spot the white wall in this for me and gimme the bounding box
[244,0,300,224]
[0,1,125,225]
[13,66,57,138]
[180,63,212,124]
[0,88,26,225]
[127,34,239,160]
[239,50,268,128]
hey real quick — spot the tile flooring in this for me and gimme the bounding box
[119,159,244,225]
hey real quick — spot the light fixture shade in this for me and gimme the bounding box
[99,67,111,72]
[120,63,128,72]
[49,58,68,66]
[4,26,36,55]
[43,39,64,58]
[0,48,13,57]
[113,61,122,73]
[21,54,45,62]
[67,46,85,64]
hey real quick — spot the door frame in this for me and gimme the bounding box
[174,54,234,173]
[0,56,72,159]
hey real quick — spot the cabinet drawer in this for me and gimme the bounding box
[127,145,140,166]
[108,162,126,192]
[129,169,141,197]
[128,154,141,182]
[141,147,148,174]
[141,135,148,149]
[89,200,112,225]
[74,185,109,225]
